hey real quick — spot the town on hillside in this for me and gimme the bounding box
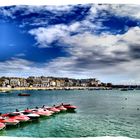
[0,76,112,88]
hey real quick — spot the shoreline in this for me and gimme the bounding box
[0,86,111,91]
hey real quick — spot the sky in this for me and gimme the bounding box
[0,4,140,84]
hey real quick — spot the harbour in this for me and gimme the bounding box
[0,89,140,138]
[0,2,140,140]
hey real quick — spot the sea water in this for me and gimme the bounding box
[0,89,140,138]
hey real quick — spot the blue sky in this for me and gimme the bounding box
[0,4,140,84]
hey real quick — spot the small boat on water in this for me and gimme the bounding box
[43,104,77,113]
[38,108,53,115]
[55,105,67,112]
[0,117,19,126]
[63,104,77,111]
[25,108,52,117]
[47,107,60,113]
[2,113,30,122]
[20,111,40,120]
[0,122,5,130]
[18,93,31,96]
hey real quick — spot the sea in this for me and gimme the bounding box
[0,89,140,138]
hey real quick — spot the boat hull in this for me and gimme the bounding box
[18,93,30,96]
[0,119,19,126]
[63,104,77,112]
[0,123,6,130]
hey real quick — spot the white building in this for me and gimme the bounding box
[2,79,10,87]
[10,79,20,87]
[50,80,56,87]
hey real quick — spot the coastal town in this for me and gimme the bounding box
[0,76,112,89]
[0,76,140,92]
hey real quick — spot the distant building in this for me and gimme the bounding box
[41,77,52,87]
[55,80,61,87]
[50,80,56,87]
[59,79,65,87]
[32,77,42,87]
[20,79,29,87]
[0,76,108,88]
[10,78,20,87]
[2,79,10,87]
[68,79,74,87]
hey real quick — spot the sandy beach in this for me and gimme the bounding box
[0,86,109,92]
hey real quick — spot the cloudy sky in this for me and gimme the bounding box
[0,4,140,84]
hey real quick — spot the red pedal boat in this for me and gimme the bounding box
[63,104,77,111]
[47,107,60,113]
[2,113,30,122]
[0,118,19,126]
[55,105,67,112]
[25,108,52,117]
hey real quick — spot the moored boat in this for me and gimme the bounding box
[2,113,30,122]
[41,106,54,114]
[0,118,19,126]
[47,106,60,113]
[25,108,52,117]
[38,108,53,115]
[18,93,30,96]
[55,105,67,112]
[63,104,77,112]
[20,111,40,120]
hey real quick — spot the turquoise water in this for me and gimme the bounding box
[0,89,140,138]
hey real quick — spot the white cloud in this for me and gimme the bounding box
[0,58,32,71]
[0,5,74,20]
[63,32,129,56]
[28,26,140,83]
[109,5,140,20]
[88,4,140,20]
[30,25,140,59]
[121,26,140,44]
[29,25,69,47]
[28,19,105,48]
[1,4,140,83]
[0,8,12,17]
